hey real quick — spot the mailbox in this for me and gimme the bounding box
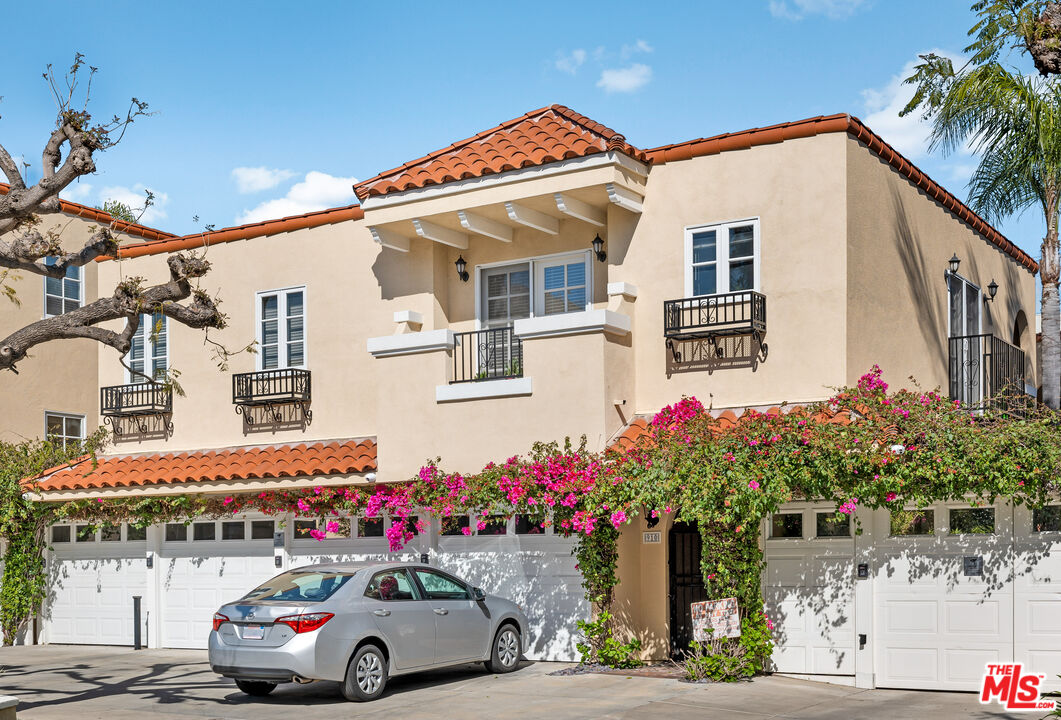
[856,563,869,579]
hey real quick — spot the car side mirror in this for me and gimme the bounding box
[472,587,486,601]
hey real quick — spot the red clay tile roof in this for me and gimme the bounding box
[353,104,649,201]
[608,405,854,454]
[644,114,1038,274]
[0,182,176,242]
[102,203,365,260]
[30,438,376,492]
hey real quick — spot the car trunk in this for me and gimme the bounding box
[217,600,310,648]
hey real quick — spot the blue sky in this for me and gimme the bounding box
[0,0,1045,265]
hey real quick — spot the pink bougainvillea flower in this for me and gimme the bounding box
[885,492,897,502]
[461,527,472,536]
[610,510,627,528]
[296,499,310,513]
[325,521,340,534]
[748,480,760,490]
[223,497,234,505]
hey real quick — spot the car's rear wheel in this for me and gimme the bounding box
[234,679,277,696]
[342,644,387,702]
[485,625,521,673]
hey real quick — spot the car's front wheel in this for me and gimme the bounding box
[234,679,277,696]
[343,644,388,702]
[485,625,521,673]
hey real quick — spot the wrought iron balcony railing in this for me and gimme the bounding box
[451,327,523,384]
[663,291,767,362]
[232,368,312,421]
[100,383,173,435]
[101,383,172,417]
[949,333,1028,411]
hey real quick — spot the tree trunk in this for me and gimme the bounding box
[1041,189,1060,409]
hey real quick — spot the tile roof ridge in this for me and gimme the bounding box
[88,437,377,460]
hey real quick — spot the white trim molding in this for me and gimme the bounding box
[607,281,638,301]
[360,151,650,211]
[606,183,644,214]
[367,329,455,357]
[435,377,533,403]
[392,310,424,325]
[514,309,631,340]
[369,226,411,252]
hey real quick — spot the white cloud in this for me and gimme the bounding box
[621,39,653,58]
[555,49,587,75]
[62,181,95,202]
[597,63,652,93]
[769,0,867,20]
[98,184,170,223]
[860,51,961,160]
[235,171,358,225]
[231,166,297,194]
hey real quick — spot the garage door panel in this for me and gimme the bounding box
[766,557,807,587]
[770,645,807,673]
[882,647,938,683]
[1025,601,1061,634]
[812,645,854,674]
[943,600,1000,634]
[883,600,937,634]
[943,648,1003,683]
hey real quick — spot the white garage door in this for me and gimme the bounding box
[159,518,280,649]
[763,504,857,676]
[45,523,148,645]
[434,514,588,662]
[874,501,1061,691]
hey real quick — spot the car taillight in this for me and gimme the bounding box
[275,612,334,633]
[212,613,229,632]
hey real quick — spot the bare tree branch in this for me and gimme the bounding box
[0,253,225,373]
[0,142,25,189]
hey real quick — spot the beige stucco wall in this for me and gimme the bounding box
[95,220,389,453]
[0,214,106,443]
[845,136,1038,391]
[621,133,850,415]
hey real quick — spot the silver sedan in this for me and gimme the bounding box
[208,561,528,701]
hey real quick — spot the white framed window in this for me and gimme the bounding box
[43,257,82,317]
[256,287,306,370]
[44,411,84,449]
[684,219,760,297]
[126,312,168,383]
[476,251,592,327]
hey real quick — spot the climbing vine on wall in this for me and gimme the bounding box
[10,367,1061,673]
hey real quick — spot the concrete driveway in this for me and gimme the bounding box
[0,646,1032,719]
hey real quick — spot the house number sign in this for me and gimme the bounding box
[642,531,662,544]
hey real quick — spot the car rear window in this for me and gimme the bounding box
[241,570,354,603]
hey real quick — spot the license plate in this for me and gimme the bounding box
[243,625,265,640]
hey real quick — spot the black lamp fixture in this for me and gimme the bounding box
[986,279,999,301]
[948,253,961,275]
[643,505,660,529]
[455,255,469,282]
[592,234,607,263]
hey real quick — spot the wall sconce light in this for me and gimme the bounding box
[948,253,961,275]
[455,255,469,282]
[592,234,607,263]
[643,505,659,528]
[986,279,999,302]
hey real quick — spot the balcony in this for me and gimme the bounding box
[451,327,523,384]
[232,368,312,424]
[664,291,767,363]
[100,383,172,435]
[949,334,1029,412]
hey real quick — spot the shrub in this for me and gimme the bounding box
[575,610,643,669]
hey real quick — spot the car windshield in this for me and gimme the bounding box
[241,570,354,603]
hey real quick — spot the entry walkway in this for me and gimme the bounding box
[0,646,1030,719]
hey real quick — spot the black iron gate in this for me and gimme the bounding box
[668,521,707,657]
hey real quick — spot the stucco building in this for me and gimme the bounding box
[2,106,1056,691]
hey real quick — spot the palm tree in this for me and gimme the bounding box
[904,58,1061,409]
